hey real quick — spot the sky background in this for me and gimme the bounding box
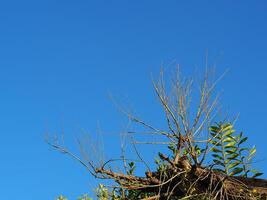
[0,1,267,199]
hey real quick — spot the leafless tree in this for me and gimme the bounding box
[48,66,267,200]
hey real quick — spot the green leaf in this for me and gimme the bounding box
[129,162,134,167]
[238,137,248,145]
[210,140,222,146]
[227,153,239,160]
[210,126,220,132]
[225,150,235,154]
[227,161,241,170]
[250,169,259,173]
[225,141,236,147]
[168,142,176,153]
[248,146,256,160]
[250,169,263,178]
[223,130,235,138]
[211,154,223,160]
[223,137,234,143]
[225,145,237,150]
[211,147,222,153]
[236,132,243,141]
[230,167,243,176]
[213,159,224,167]
[154,158,161,165]
[252,172,263,178]
[194,145,200,150]
[221,124,233,132]
[210,132,221,139]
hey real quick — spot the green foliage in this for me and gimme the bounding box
[56,194,92,200]
[154,153,168,172]
[127,161,136,175]
[168,142,177,155]
[210,122,262,177]
[77,194,93,200]
[95,184,109,200]
[56,195,68,200]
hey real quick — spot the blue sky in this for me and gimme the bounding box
[0,0,267,199]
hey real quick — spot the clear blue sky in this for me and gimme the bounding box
[0,1,267,199]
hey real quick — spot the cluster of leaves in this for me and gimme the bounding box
[55,182,139,200]
[154,155,168,172]
[127,161,136,175]
[210,122,262,177]
[55,184,110,200]
[56,194,92,200]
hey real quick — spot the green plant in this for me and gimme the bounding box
[127,161,136,175]
[95,184,109,200]
[210,122,262,177]
[56,195,67,200]
[77,194,93,200]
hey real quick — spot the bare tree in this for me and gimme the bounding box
[48,66,267,200]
